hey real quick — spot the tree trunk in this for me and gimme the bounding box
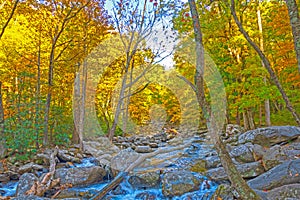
[285,0,300,73]
[243,111,250,130]
[0,82,6,159]
[188,1,261,199]
[257,3,271,126]
[247,109,255,130]
[229,0,300,126]
[0,0,19,40]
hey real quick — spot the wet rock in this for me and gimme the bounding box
[110,148,140,176]
[162,170,202,197]
[12,195,50,200]
[149,143,158,148]
[16,173,38,196]
[248,159,300,190]
[0,173,9,182]
[238,126,300,147]
[54,166,106,186]
[135,146,152,153]
[206,161,264,181]
[18,162,44,174]
[229,143,255,163]
[57,150,81,163]
[189,160,207,173]
[211,184,237,200]
[204,156,221,169]
[135,191,157,200]
[128,171,160,188]
[54,188,95,199]
[267,184,300,199]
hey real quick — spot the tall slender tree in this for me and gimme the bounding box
[188,0,261,199]
[228,0,300,126]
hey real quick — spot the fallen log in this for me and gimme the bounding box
[26,147,60,196]
[91,142,192,200]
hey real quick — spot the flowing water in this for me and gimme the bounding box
[0,136,219,199]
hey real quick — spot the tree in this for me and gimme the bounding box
[187,0,262,199]
[0,0,19,39]
[0,81,6,158]
[228,0,300,126]
[107,0,172,140]
[285,0,300,73]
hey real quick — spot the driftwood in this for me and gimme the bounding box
[26,147,60,197]
[91,142,191,200]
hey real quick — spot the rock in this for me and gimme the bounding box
[54,188,95,199]
[252,144,267,161]
[189,160,207,173]
[162,170,202,197]
[238,126,300,147]
[149,143,158,148]
[211,184,237,200]
[12,195,50,200]
[54,166,106,186]
[261,145,286,170]
[16,173,38,196]
[0,161,5,173]
[248,159,300,190]
[206,161,265,181]
[57,150,81,163]
[110,148,140,176]
[229,143,255,163]
[135,191,157,200]
[0,173,10,182]
[128,171,160,188]
[18,162,44,174]
[225,124,244,137]
[135,146,152,153]
[204,155,221,169]
[267,184,300,199]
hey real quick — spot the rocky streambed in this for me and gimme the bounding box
[1,125,300,199]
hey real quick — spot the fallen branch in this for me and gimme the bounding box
[26,147,60,197]
[91,142,192,200]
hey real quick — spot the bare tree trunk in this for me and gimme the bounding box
[243,111,250,130]
[188,1,261,199]
[35,38,41,149]
[0,0,19,40]
[229,0,300,126]
[0,82,6,158]
[247,109,255,130]
[285,0,300,73]
[73,70,81,144]
[257,3,271,126]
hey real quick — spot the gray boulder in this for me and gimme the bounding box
[18,162,44,174]
[54,166,106,186]
[16,173,38,196]
[238,126,300,147]
[267,184,300,199]
[248,159,300,190]
[229,143,255,163]
[128,171,160,188]
[206,161,264,181]
[162,170,202,197]
[110,148,140,176]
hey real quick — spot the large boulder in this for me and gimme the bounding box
[267,184,300,199]
[238,126,300,147]
[128,171,160,188]
[229,143,255,163]
[110,148,140,176]
[261,145,286,171]
[211,184,237,200]
[162,170,202,197]
[18,162,44,174]
[54,166,106,186]
[16,173,38,196]
[248,159,300,190]
[206,161,264,181]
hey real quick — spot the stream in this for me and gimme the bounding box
[0,136,219,199]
